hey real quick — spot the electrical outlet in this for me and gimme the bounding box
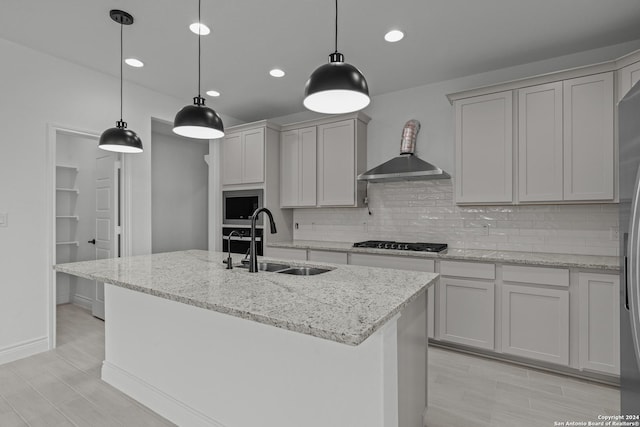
[610,226,620,241]
[0,212,7,228]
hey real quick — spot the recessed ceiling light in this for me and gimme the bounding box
[189,22,210,35]
[270,68,285,78]
[384,30,404,43]
[125,58,144,68]
[206,90,220,97]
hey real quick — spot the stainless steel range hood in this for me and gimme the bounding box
[357,120,450,183]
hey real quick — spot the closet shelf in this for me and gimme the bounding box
[56,241,79,246]
[56,216,79,220]
[56,188,79,194]
[56,164,79,171]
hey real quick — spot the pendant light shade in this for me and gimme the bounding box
[99,10,143,154]
[303,0,370,114]
[99,121,143,153]
[173,96,224,139]
[304,52,370,114]
[173,0,224,139]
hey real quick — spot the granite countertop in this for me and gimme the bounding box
[267,240,620,271]
[54,250,437,346]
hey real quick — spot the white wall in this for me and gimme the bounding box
[152,123,209,254]
[0,37,240,364]
[273,40,640,256]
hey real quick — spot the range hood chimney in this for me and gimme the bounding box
[357,120,450,183]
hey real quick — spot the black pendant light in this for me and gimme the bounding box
[303,0,370,114]
[173,0,224,139]
[99,10,143,154]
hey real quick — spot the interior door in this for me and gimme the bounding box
[93,153,118,320]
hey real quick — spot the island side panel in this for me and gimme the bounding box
[397,291,428,427]
[102,284,401,427]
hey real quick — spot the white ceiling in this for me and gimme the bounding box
[2,0,640,122]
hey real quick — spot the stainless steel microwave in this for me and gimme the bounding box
[223,189,263,225]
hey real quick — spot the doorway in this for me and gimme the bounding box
[151,119,209,253]
[48,126,123,349]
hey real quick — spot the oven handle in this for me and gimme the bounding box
[223,236,261,242]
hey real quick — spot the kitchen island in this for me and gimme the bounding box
[55,250,438,427]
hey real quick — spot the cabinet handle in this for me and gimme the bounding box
[88,239,96,245]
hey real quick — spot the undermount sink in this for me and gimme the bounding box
[277,267,332,276]
[237,262,291,272]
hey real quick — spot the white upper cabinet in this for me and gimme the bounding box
[222,127,265,186]
[618,60,640,102]
[280,127,317,207]
[455,91,513,204]
[518,82,564,202]
[563,73,614,201]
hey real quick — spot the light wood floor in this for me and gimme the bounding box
[0,304,175,426]
[1,304,620,426]
[425,346,620,427]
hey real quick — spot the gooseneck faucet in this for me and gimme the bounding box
[224,230,241,269]
[249,207,277,272]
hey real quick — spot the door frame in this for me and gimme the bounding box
[46,123,131,349]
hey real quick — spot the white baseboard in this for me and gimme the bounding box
[102,361,226,427]
[56,293,71,305]
[0,337,49,366]
[72,294,92,310]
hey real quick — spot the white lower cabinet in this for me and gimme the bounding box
[501,283,569,365]
[265,247,307,261]
[579,273,620,375]
[438,277,495,350]
[308,250,348,264]
[349,253,436,338]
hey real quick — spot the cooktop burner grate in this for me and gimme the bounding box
[352,240,447,252]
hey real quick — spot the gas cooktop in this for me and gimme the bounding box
[352,240,447,253]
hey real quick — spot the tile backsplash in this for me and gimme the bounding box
[293,180,619,256]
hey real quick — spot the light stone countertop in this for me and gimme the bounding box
[54,250,437,346]
[267,240,620,271]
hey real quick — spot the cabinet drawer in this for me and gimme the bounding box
[503,265,569,287]
[308,250,348,264]
[440,261,495,280]
[349,253,434,272]
[265,247,307,261]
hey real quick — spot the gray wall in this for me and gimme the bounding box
[152,122,209,254]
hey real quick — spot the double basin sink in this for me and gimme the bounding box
[237,262,331,276]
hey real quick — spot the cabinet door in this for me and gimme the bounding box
[618,61,640,102]
[501,284,569,365]
[518,82,564,202]
[579,273,620,375]
[298,127,317,206]
[307,250,348,264]
[317,120,355,206]
[563,73,614,201]
[455,91,513,204]
[242,128,265,184]
[280,130,299,207]
[222,132,243,185]
[349,253,435,338]
[438,277,495,349]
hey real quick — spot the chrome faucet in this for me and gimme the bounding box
[224,230,241,269]
[249,207,277,272]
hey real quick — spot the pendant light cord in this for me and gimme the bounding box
[197,0,202,97]
[120,22,123,122]
[334,0,338,53]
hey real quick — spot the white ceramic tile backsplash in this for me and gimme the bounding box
[293,180,620,256]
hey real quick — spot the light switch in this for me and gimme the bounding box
[0,212,7,227]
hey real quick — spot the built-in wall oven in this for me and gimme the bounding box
[222,227,263,256]
[222,189,264,255]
